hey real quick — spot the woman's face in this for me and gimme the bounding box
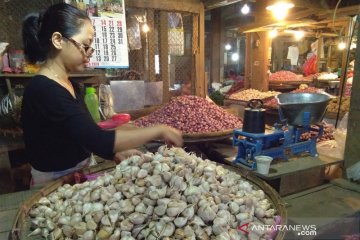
[61,20,94,72]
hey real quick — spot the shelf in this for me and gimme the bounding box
[0,138,24,154]
[0,73,104,78]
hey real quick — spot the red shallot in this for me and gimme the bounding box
[135,95,242,133]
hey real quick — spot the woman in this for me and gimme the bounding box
[21,3,182,186]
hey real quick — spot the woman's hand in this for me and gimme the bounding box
[113,125,183,152]
[158,125,183,147]
[114,149,143,164]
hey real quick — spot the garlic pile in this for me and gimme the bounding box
[27,146,277,240]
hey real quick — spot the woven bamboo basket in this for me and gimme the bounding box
[10,160,287,240]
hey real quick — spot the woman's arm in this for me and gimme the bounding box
[113,124,183,152]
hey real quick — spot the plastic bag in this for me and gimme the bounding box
[168,13,184,56]
[347,161,360,181]
[317,113,348,159]
[127,16,142,50]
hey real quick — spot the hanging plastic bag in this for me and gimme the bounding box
[347,161,360,181]
[168,12,184,56]
[127,15,142,50]
[317,113,348,160]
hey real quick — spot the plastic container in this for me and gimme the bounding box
[255,156,273,175]
[98,113,131,129]
[84,87,101,123]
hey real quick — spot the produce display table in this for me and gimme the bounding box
[199,141,344,196]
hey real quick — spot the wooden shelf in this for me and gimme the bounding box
[0,73,104,78]
[0,137,24,154]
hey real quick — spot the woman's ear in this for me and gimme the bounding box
[51,32,64,50]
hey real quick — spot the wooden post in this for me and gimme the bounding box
[339,18,351,95]
[245,33,252,89]
[192,14,198,96]
[210,8,221,83]
[140,25,148,81]
[147,9,156,82]
[194,4,206,97]
[245,32,270,91]
[316,36,323,72]
[344,15,360,174]
[159,11,169,103]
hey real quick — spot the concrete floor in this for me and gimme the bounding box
[284,179,360,239]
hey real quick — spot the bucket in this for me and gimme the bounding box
[255,155,273,174]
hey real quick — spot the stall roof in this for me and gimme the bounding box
[202,0,360,34]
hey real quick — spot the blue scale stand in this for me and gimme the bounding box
[232,112,323,170]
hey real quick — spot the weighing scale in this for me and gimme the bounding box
[233,93,330,170]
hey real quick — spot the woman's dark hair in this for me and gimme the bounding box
[22,3,90,63]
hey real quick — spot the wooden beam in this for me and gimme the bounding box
[194,4,206,97]
[203,0,241,10]
[289,8,317,20]
[203,0,256,10]
[339,18,352,95]
[125,0,202,14]
[244,33,252,89]
[159,12,170,103]
[344,14,360,175]
[291,0,329,10]
[147,9,156,82]
[316,5,360,18]
[210,8,221,83]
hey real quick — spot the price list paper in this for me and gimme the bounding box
[88,17,129,68]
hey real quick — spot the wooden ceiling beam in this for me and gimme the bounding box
[316,5,360,18]
[203,0,255,10]
[290,0,329,10]
[289,8,317,19]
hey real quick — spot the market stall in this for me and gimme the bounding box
[0,0,359,239]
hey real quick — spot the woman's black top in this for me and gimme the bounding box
[21,75,115,172]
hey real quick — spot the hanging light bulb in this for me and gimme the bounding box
[266,1,294,21]
[231,53,239,61]
[269,29,278,38]
[241,3,250,15]
[142,23,150,33]
[294,31,304,40]
[338,41,346,50]
[225,43,232,50]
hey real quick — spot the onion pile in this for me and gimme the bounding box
[327,96,350,114]
[291,87,321,93]
[263,87,322,109]
[300,121,335,142]
[135,96,242,134]
[317,73,338,80]
[269,71,299,82]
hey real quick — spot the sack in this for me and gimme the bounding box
[168,13,184,56]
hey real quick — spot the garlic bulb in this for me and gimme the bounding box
[27,145,277,240]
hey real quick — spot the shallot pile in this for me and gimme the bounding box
[228,89,280,102]
[135,95,242,134]
[263,98,279,109]
[300,121,335,142]
[263,86,322,109]
[269,71,299,82]
[290,87,321,93]
[27,146,278,240]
